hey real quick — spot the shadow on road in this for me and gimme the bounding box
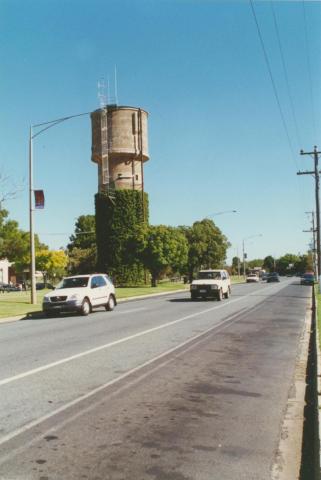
[168,298,194,303]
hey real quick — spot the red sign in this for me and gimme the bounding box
[34,190,45,209]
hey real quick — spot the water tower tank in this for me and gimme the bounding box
[91,105,149,192]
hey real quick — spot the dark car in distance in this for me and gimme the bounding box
[300,272,315,286]
[0,283,21,292]
[36,282,55,290]
[267,272,280,283]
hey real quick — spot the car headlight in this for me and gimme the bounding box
[43,296,50,303]
[191,285,197,290]
[69,294,80,300]
[210,284,218,289]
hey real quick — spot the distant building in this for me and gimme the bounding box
[0,259,12,284]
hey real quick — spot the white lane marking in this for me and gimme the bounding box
[0,282,284,387]
[0,311,244,448]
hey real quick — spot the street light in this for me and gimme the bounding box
[206,210,237,218]
[29,111,90,304]
[242,234,262,279]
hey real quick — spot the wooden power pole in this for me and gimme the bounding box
[297,146,321,289]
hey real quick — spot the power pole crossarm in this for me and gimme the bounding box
[297,171,315,175]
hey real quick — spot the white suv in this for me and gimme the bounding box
[42,274,117,317]
[190,269,231,301]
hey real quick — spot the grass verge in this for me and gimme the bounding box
[0,277,244,320]
[317,291,321,351]
[116,281,188,299]
[0,282,188,319]
[0,291,47,319]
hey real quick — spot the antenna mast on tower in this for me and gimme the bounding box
[98,78,107,108]
[114,65,118,105]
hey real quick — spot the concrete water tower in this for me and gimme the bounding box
[92,104,150,284]
[91,105,149,194]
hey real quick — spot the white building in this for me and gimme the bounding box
[0,259,12,284]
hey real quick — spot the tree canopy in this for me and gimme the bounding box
[67,215,97,274]
[36,249,68,281]
[0,208,46,272]
[68,215,96,250]
[182,219,230,281]
[231,256,241,275]
[263,255,275,272]
[140,225,188,286]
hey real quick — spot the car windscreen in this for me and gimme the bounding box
[198,272,221,280]
[57,277,89,289]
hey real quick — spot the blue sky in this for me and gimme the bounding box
[1,0,321,264]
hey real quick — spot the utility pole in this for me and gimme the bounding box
[297,146,321,290]
[236,248,241,279]
[242,240,246,279]
[303,211,318,278]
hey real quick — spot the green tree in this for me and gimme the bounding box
[294,253,314,275]
[263,255,275,272]
[184,219,230,282]
[277,253,299,275]
[68,215,96,250]
[36,249,68,282]
[67,215,97,275]
[247,259,263,269]
[67,246,97,275]
[231,256,240,275]
[140,225,188,287]
[0,209,47,273]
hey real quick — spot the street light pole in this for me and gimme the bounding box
[29,127,36,304]
[28,111,90,305]
[242,239,245,279]
[242,234,263,279]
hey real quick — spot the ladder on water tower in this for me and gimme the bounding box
[101,109,115,200]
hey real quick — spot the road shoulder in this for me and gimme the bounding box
[271,297,312,480]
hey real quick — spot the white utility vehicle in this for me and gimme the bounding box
[246,273,259,283]
[190,269,231,301]
[42,274,116,317]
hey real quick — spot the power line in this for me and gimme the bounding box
[249,0,298,170]
[302,0,318,141]
[270,0,302,149]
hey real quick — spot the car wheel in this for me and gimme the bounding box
[217,289,223,301]
[191,294,197,301]
[224,287,230,299]
[105,295,115,311]
[80,298,91,316]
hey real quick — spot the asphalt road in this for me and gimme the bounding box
[0,279,311,480]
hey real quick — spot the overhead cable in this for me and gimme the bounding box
[302,0,318,141]
[270,0,302,149]
[249,0,298,170]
